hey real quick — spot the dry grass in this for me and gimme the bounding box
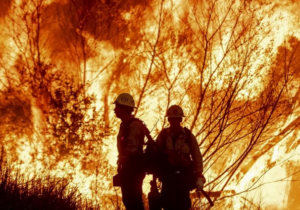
[0,161,93,210]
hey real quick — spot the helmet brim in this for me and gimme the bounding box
[113,101,136,108]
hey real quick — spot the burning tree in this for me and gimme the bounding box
[0,0,116,208]
[0,0,300,209]
[118,0,297,208]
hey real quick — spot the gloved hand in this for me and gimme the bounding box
[196,177,205,191]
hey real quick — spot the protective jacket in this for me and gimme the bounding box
[156,127,204,210]
[117,116,145,159]
[156,127,203,177]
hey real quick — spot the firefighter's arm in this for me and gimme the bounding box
[155,131,164,152]
[190,133,205,180]
[123,121,144,158]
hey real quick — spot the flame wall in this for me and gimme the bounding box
[0,0,300,209]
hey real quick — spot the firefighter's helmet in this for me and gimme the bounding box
[113,93,136,108]
[165,105,185,117]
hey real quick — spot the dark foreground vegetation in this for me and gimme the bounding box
[0,162,94,210]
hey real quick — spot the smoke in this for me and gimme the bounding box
[44,0,153,58]
[0,0,12,18]
[0,88,33,162]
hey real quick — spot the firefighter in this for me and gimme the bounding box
[156,105,205,210]
[113,93,145,210]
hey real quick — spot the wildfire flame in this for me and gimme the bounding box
[1,0,300,209]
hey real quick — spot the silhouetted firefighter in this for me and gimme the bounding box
[155,105,206,210]
[112,93,146,210]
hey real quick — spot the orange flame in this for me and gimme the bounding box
[1,0,300,209]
